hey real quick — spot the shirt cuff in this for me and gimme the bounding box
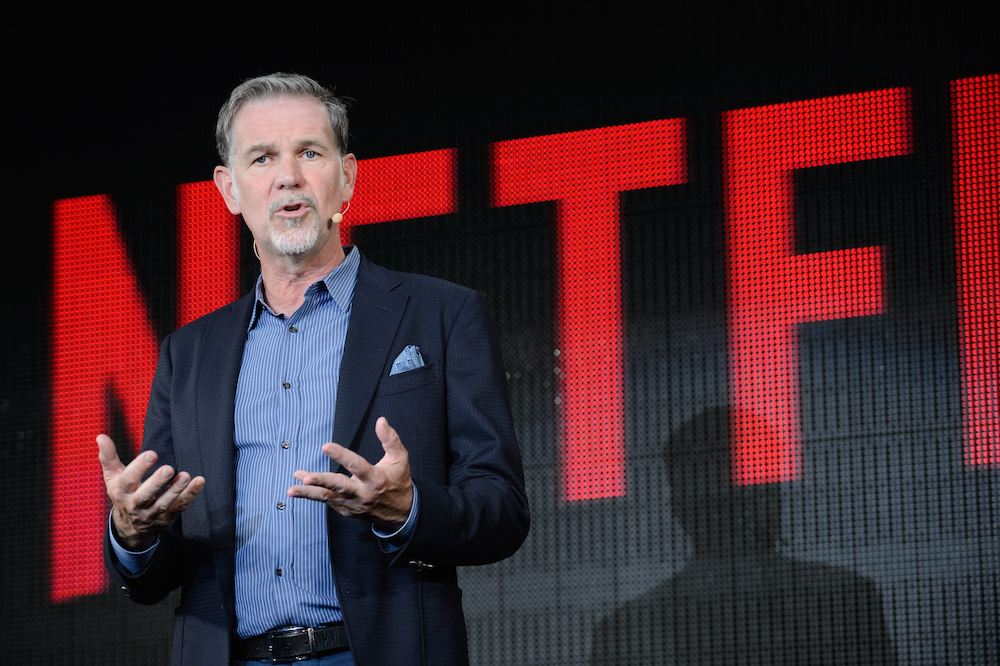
[108,514,159,575]
[372,485,419,552]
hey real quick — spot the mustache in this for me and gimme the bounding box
[268,194,319,217]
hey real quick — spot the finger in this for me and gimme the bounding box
[173,474,206,510]
[322,443,374,480]
[375,417,406,457]
[149,473,205,517]
[147,471,191,514]
[287,485,366,521]
[129,464,178,508]
[96,434,125,475]
[287,483,339,503]
[291,470,358,497]
[117,450,163,494]
[287,478,358,510]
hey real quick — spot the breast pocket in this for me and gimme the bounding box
[376,362,440,396]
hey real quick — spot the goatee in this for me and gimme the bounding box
[268,195,321,255]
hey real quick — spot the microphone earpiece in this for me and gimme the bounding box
[332,201,350,225]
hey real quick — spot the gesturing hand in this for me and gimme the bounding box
[288,417,414,532]
[97,434,206,551]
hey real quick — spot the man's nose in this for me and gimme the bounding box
[275,157,303,188]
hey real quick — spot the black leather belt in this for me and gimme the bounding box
[234,624,350,663]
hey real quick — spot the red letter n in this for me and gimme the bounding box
[50,196,160,601]
[491,121,687,500]
[724,89,913,484]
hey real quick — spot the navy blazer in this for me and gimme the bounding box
[106,254,530,665]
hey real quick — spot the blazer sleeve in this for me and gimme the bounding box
[388,288,530,567]
[104,332,194,604]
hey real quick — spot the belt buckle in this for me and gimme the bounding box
[266,626,315,664]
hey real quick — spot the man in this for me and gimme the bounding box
[98,73,530,665]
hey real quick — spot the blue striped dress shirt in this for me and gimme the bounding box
[232,247,360,638]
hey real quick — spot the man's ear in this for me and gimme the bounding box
[213,165,241,214]
[341,153,358,203]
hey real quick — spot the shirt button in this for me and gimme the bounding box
[276,568,283,577]
[282,382,291,389]
[281,441,290,449]
[289,325,298,333]
[277,502,286,510]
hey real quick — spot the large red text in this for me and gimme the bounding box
[50,76,997,601]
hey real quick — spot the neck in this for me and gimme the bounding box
[258,243,346,317]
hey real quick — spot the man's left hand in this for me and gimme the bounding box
[289,417,414,531]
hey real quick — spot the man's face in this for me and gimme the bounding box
[214,96,356,259]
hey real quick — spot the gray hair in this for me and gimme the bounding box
[216,72,349,167]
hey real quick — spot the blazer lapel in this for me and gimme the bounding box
[332,256,407,454]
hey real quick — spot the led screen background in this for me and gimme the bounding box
[2,9,997,664]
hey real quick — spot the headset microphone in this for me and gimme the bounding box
[332,201,350,224]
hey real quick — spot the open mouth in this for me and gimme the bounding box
[270,195,318,219]
[273,202,311,220]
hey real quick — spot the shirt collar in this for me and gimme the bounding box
[247,245,361,331]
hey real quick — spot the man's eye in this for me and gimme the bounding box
[304,150,317,159]
[253,155,268,164]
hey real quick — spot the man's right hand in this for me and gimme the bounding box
[97,434,205,552]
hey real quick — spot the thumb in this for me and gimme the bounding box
[375,417,405,457]
[96,434,125,474]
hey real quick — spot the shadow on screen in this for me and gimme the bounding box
[591,406,896,665]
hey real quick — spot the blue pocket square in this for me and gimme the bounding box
[390,345,425,376]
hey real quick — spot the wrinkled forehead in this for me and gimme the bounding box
[232,95,338,153]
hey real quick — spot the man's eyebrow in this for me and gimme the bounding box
[295,137,334,151]
[242,142,274,158]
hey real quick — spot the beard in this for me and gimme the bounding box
[270,217,319,255]
[267,194,321,255]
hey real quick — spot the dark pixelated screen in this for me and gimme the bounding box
[2,15,996,664]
